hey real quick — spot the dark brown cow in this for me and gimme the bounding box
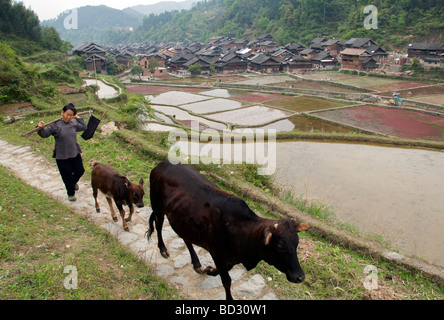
[147,161,310,300]
[91,163,145,231]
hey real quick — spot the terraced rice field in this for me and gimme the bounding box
[126,85,206,95]
[232,92,288,103]
[263,96,352,113]
[256,115,358,134]
[150,105,227,130]
[180,98,243,114]
[147,91,211,106]
[267,80,367,93]
[313,105,444,141]
[131,78,444,141]
[206,105,291,126]
[366,81,432,92]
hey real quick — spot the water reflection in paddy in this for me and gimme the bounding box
[254,115,359,133]
[180,98,243,114]
[153,112,175,124]
[207,106,291,126]
[257,119,295,132]
[264,95,352,113]
[147,90,210,106]
[83,79,118,99]
[288,115,358,134]
[151,105,226,130]
[200,89,245,98]
[140,122,177,132]
[275,141,444,266]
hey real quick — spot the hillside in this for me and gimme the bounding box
[125,0,198,16]
[42,1,203,46]
[0,0,67,55]
[130,0,444,49]
[42,5,145,46]
[38,0,444,48]
[0,1,80,107]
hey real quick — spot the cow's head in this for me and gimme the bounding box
[263,218,310,283]
[129,178,145,208]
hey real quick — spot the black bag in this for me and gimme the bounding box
[81,115,101,140]
[81,111,107,140]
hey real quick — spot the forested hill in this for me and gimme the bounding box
[42,5,145,46]
[0,0,67,54]
[131,0,444,49]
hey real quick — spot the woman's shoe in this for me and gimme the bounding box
[68,195,77,202]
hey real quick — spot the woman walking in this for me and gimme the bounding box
[37,103,87,202]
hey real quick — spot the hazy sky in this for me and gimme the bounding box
[18,0,186,21]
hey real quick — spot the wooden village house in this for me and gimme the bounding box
[340,48,378,71]
[408,43,444,59]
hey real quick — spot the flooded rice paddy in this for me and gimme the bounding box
[180,98,243,114]
[150,105,227,130]
[83,79,119,99]
[144,89,354,130]
[206,105,291,126]
[264,96,352,113]
[255,115,354,133]
[274,141,444,266]
[315,105,444,141]
[147,90,210,106]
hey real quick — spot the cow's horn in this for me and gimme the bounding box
[274,223,278,230]
[265,232,272,245]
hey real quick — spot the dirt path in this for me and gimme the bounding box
[0,138,279,300]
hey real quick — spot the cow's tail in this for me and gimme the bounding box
[146,212,156,241]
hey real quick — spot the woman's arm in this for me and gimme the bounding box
[75,116,87,132]
[37,121,54,138]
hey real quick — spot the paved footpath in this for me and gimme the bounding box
[0,139,278,300]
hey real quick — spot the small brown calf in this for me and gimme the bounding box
[91,163,145,231]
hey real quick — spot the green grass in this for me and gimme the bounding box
[0,165,182,300]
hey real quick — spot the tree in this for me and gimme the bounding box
[41,26,63,50]
[188,63,202,75]
[131,65,144,79]
[148,57,159,74]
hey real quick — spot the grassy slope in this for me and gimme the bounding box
[0,165,181,300]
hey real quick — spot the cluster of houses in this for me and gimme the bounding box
[71,35,444,77]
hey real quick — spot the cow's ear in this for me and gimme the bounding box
[296,223,310,232]
[139,178,144,186]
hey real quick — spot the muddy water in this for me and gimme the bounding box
[83,79,118,99]
[147,90,210,106]
[264,96,352,113]
[207,106,291,126]
[151,105,227,130]
[275,142,444,266]
[181,98,243,114]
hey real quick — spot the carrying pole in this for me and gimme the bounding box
[20,110,92,137]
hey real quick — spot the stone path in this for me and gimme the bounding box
[0,139,278,300]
